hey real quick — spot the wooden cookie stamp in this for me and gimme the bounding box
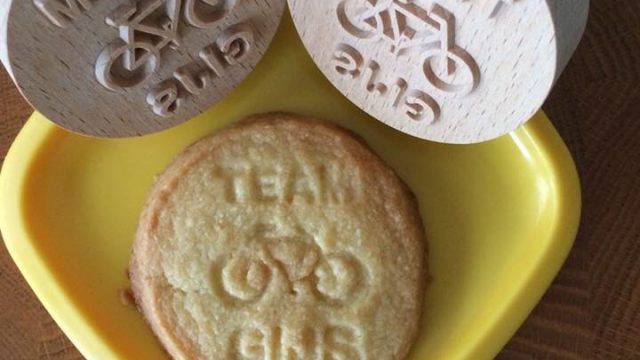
[288,0,589,143]
[0,0,286,137]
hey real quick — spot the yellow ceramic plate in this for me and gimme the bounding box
[0,15,580,360]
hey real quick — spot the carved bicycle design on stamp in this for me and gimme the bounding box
[212,222,367,308]
[96,0,237,91]
[337,0,480,95]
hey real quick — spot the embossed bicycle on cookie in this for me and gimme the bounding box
[337,0,480,95]
[212,222,368,307]
[96,0,245,91]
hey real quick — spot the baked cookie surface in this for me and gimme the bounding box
[130,113,426,360]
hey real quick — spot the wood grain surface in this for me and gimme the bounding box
[1,0,639,358]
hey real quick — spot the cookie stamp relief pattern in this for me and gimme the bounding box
[198,156,372,359]
[335,0,481,125]
[95,0,252,117]
[230,324,363,359]
[288,0,589,143]
[198,152,371,359]
[210,160,363,205]
[0,0,286,136]
[336,0,480,94]
[207,216,370,360]
[212,221,368,308]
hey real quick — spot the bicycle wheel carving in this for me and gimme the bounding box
[96,38,161,91]
[422,45,480,95]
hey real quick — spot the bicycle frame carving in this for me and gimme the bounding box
[95,0,237,92]
[337,0,480,96]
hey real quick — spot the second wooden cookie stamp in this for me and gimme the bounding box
[0,0,286,137]
[288,0,589,143]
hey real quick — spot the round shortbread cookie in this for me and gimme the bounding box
[129,113,427,360]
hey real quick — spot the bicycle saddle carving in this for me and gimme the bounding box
[289,0,589,143]
[0,0,286,137]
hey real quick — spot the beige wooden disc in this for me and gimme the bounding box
[288,0,589,143]
[0,0,285,137]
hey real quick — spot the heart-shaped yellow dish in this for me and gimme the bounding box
[0,15,580,360]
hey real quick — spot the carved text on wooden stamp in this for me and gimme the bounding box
[334,0,480,125]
